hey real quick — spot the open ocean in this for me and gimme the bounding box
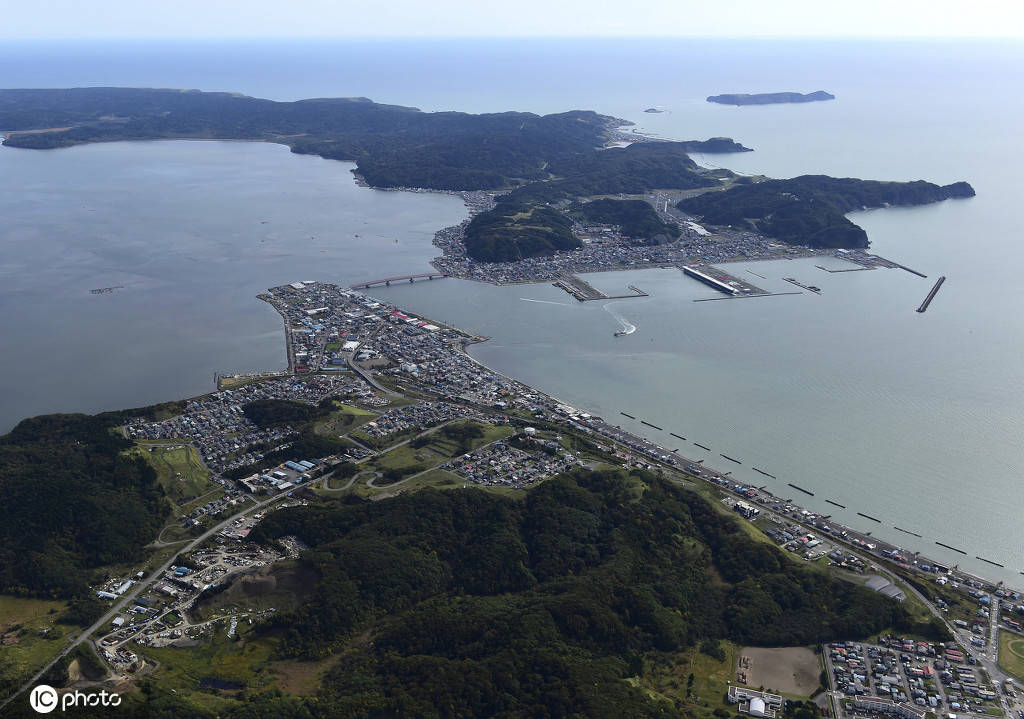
[1,38,1023,583]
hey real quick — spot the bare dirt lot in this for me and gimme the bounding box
[739,646,821,696]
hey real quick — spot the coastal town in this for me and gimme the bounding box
[430,189,827,285]
[31,277,1010,719]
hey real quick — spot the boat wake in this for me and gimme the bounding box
[604,303,636,335]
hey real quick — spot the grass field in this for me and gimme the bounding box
[0,595,73,693]
[314,402,377,436]
[642,641,740,717]
[138,624,275,712]
[999,630,1024,681]
[131,444,215,507]
[357,468,465,499]
[367,422,514,482]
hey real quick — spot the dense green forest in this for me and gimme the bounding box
[571,198,680,244]
[464,202,580,261]
[678,175,975,248]
[241,399,329,428]
[0,414,167,597]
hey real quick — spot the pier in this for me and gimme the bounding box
[916,276,946,313]
[782,277,821,294]
[680,264,767,296]
[350,272,447,289]
[815,264,871,273]
[553,275,648,301]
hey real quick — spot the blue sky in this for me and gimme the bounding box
[3,0,1023,39]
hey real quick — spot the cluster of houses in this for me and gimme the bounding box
[445,433,577,489]
[830,637,1002,718]
[358,401,495,442]
[431,200,804,285]
[126,374,365,474]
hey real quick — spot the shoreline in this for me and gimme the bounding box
[345,283,1020,595]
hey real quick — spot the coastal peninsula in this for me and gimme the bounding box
[0,87,972,263]
[707,90,835,105]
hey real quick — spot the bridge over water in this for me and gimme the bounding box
[349,272,448,289]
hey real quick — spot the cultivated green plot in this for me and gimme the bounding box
[132,444,215,507]
[999,630,1024,682]
[313,402,377,436]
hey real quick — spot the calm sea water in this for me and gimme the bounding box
[1,38,1022,582]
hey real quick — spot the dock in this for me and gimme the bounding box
[782,277,821,294]
[680,264,766,296]
[811,266,868,274]
[916,276,946,313]
[553,275,648,301]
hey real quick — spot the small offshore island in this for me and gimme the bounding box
[0,87,1009,718]
[708,90,836,105]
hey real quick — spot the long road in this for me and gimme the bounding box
[0,490,291,712]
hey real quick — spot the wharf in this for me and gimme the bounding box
[553,274,648,301]
[680,264,766,296]
[782,277,821,294]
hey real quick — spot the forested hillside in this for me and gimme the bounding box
[178,468,928,718]
[678,175,976,248]
[0,414,167,597]
[572,198,680,243]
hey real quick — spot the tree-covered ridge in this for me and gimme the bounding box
[0,88,621,191]
[0,414,167,597]
[464,142,719,261]
[678,175,976,249]
[571,198,680,244]
[464,202,580,261]
[226,469,933,717]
